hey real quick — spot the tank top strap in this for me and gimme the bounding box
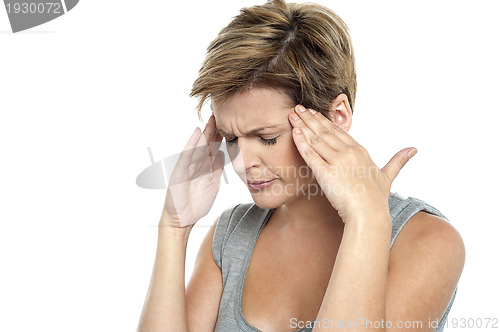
[388,192,449,249]
[212,203,269,270]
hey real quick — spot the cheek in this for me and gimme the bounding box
[270,136,309,178]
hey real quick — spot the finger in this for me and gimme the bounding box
[291,127,329,176]
[209,127,223,158]
[199,114,215,147]
[294,105,353,145]
[175,127,207,172]
[381,147,418,183]
[293,104,329,134]
[176,127,203,168]
[289,111,344,151]
[191,116,216,161]
[210,150,226,180]
[289,117,339,164]
[205,115,223,159]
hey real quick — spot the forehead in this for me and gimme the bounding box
[212,87,295,134]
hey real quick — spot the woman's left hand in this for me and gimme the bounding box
[289,105,417,223]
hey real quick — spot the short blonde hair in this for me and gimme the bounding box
[190,0,356,120]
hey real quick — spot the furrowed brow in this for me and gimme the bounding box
[215,128,232,138]
[215,125,280,138]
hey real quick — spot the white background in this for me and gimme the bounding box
[1,0,499,331]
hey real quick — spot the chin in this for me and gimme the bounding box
[248,189,296,210]
[251,197,283,210]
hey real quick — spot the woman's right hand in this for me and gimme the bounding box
[161,114,225,228]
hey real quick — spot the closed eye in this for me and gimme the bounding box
[227,136,278,146]
[260,136,278,145]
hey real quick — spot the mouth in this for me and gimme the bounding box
[246,179,276,191]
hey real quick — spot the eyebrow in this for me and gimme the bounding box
[215,125,281,138]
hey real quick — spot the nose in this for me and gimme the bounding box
[228,138,260,175]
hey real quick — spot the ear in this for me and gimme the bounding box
[329,94,353,132]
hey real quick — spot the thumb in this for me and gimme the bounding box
[381,147,417,183]
[211,150,226,179]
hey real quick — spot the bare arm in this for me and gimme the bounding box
[313,210,464,332]
[313,208,392,331]
[138,215,223,332]
[384,212,465,331]
[186,218,223,331]
[137,217,192,332]
[138,114,225,331]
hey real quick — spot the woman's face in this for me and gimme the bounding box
[212,87,318,209]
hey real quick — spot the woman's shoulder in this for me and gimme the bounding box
[387,193,464,330]
[388,192,462,250]
[388,192,464,268]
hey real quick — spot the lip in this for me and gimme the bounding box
[246,179,276,191]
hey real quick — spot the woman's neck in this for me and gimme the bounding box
[272,186,344,232]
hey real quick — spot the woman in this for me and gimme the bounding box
[138,1,465,331]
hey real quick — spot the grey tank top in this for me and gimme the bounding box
[212,192,457,332]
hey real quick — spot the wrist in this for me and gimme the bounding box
[341,195,390,222]
[343,206,391,228]
[343,212,392,262]
[158,214,193,240]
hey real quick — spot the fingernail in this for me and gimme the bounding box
[408,148,418,158]
[296,105,306,113]
[309,109,317,115]
[290,113,300,120]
